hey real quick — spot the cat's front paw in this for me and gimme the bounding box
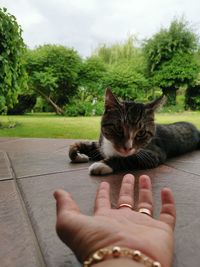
[89,162,113,175]
[72,153,89,163]
[69,144,89,163]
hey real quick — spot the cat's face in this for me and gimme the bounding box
[101,89,165,157]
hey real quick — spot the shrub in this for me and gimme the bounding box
[185,85,200,110]
[7,94,37,115]
[64,100,104,117]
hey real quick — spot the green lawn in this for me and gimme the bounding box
[0,111,200,139]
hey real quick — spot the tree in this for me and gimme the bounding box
[26,45,82,114]
[185,84,200,110]
[0,8,27,113]
[93,36,144,72]
[143,18,199,105]
[103,62,148,100]
[78,56,107,99]
[92,36,148,101]
[152,53,199,104]
[7,94,37,115]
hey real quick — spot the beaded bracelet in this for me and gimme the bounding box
[83,246,161,267]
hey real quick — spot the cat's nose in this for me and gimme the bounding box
[124,140,133,151]
[124,146,132,152]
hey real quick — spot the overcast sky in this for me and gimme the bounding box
[1,0,200,57]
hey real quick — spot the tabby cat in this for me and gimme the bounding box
[69,88,200,175]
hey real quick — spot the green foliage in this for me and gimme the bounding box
[0,8,27,113]
[78,56,107,98]
[103,62,149,100]
[65,101,104,117]
[65,87,104,116]
[185,84,200,110]
[161,94,185,113]
[93,36,142,65]
[7,93,37,115]
[144,18,198,74]
[152,53,200,88]
[33,97,53,112]
[92,36,149,102]
[143,18,199,105]
[26,45,82,107]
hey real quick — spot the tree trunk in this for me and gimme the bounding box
[36,89,64,115]
[162,87,177,106]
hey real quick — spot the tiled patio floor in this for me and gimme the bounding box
[1,137,200,267]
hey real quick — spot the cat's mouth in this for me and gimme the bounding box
[116,147,136,157]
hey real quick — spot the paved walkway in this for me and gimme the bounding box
[0,137,200,267]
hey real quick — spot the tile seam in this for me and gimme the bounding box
[6,152,47,267]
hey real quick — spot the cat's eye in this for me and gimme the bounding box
[136,129,146,138]
[115,125,123,134]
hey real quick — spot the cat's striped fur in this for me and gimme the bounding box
[69,89,200,175]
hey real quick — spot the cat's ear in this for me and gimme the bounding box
[105,88,119,110]
[145,94,167,111]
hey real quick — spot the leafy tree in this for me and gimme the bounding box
[26,45,82,114]
[7,94,37,115]
[152,53,199,104]
[143,18,199,105]
[185,85,200,110]
[78,56,107,99]
[93,36,144,71]
[93,36,149,102]
[0,8,27,113]
[103,62,148,100]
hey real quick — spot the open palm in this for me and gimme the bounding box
[54,174,176,267]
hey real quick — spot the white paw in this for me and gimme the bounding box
[72,153,89,163]
[89,162,113,175]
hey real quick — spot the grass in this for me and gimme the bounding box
[0,113,101,139]
[0,111,200,140]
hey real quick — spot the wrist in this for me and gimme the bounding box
[92,257,145,267]
[83,246,161,267]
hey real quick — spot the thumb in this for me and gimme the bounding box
[54,189,81,243]
[54,189,80,216]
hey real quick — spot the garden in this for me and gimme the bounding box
[1,7,200,139]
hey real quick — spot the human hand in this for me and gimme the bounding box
[54,174,176,267]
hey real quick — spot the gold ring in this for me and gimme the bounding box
[138,208,152,216]
[118,203,133,209]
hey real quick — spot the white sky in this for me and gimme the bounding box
[1,0,200,57]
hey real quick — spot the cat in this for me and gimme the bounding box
[69,88,200,175]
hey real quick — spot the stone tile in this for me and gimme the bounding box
[140,166,200,267]
[0,137,19,143]
[1,137,200,267]
[166,151,200,175]
[18,169,137,267]
[0,151,13,180]
[0,138,90,178]
[0,180,44,267]
[18,169,97,267]
[18,165,200,267]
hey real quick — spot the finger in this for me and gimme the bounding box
[159,188,176,230]
[117,174,135,209]
[54,189,87,256]
[54,189,80,216]
[137,175,153,215]
[94,182,111,213]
